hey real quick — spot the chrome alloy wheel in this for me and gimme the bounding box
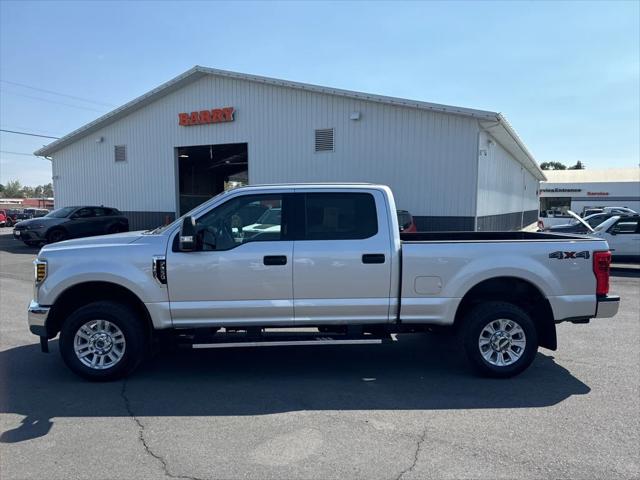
[478,318,526,367]
[73,320,126,370]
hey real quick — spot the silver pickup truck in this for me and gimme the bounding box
[28,184,620,380]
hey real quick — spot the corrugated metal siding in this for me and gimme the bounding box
[477,209,538,231]
[51,75,480,218]
[476,131,539,220]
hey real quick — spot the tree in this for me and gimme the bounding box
[540,161,567,170]
[568,161,585,170]
[1,179,24,198]
[41,183,53,197]
[22,186,35,197]
[0,184,4,194]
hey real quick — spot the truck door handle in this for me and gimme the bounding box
[264,255,287,266]
[362,254,385,264]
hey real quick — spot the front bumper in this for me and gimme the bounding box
[595,295,620,318]
[14,229,45,242]
[28,300,50,336]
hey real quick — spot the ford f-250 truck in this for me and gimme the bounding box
[28,184,620,381]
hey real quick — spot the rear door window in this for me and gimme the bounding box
[614,219,640,234]
[74,207,94,218]
[301,193,378,240]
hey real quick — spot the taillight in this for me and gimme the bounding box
[593,251,611,296]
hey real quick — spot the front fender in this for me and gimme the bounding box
[37,254,168,307]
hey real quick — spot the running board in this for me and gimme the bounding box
[189,332,397,349]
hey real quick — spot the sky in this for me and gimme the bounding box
[1,0,639,186]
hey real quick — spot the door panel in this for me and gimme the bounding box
[166,192,294,327]
[167,241,294,326]
[66,207,94,237]
[607,218,640,256]
[293,190,392,324]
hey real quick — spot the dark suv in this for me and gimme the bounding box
[13,206,129,246]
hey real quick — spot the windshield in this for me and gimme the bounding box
[45,207,75,218]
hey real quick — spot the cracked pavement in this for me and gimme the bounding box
[1,229,639,479]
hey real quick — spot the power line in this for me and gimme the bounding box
[1,90,106,112]
[0,150,38,157]
[1,124,63,137]
[0,129,60,139]
[0,79,114,107]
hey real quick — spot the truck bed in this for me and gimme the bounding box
[401,231,589,242]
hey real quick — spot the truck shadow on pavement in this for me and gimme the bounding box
[0,334,590,443]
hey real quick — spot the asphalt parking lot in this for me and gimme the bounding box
[0,227,639,480]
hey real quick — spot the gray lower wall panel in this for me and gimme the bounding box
[122,211,176,231]
[522,209,539,227]
[414,216,475,232]
[477,209,539,231]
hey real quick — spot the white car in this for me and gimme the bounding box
[590,215,640,258]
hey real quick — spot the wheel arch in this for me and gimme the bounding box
[46,281,153,340]
[453,276,557,350]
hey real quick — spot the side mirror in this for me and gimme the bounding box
[179,216,197,251]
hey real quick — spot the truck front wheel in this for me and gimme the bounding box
[461,301,538,378]
[59,301,147,381]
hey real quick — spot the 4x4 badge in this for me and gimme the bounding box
[549,251,590,260]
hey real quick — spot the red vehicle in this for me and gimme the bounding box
[0,210,6,227]
[397,209,417,233]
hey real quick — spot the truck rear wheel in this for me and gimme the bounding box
[59,301,147,381]
[461,301,538,378]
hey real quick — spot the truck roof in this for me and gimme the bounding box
[230,182,388,191]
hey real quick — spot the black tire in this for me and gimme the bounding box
[24,241,40,247]
[5,218,13,227]
[106,224,120,234]
[59,301,148,381]
[461,301,538,378]
[46,228,67,243]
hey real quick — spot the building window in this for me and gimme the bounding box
[114,145,127,162]
[539,197,572,217]
[314,128,334,152]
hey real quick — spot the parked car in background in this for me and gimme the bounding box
[13,206,129,246]
[397,209,417,233]
[546,212,632,234]
[3,209,30,227]
[581,206,638,217]
[0,210,6,227]
[602,207,637,215]
[538,209,575,229]
[590,215,640,259]
[23,208,49,218]
[581,208,604,218]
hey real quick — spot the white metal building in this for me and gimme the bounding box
[35,66,545,231]
[540,168,640,215]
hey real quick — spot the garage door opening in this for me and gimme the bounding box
[177,143,248,215]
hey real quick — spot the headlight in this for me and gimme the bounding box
[34,259,47,284]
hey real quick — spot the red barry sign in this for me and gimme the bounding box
[179,107,235,126]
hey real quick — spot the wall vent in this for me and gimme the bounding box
[314,128,334,152]
[114,145,127,162]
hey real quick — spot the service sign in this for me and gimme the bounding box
[178,107,235,126]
